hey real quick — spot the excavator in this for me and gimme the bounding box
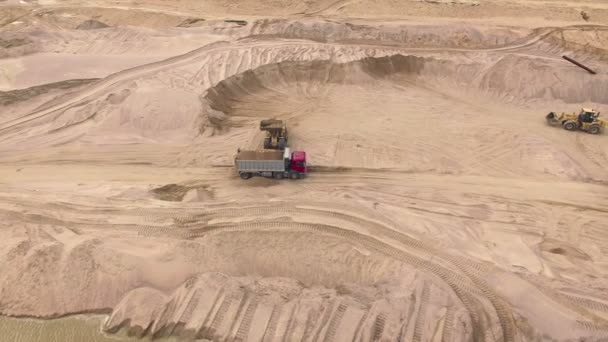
[260,119,288,150]
[546,108,605,134]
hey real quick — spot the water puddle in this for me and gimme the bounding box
[0,315,180,342]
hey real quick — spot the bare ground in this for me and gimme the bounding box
[0,1,607,341]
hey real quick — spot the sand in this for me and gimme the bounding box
[0,1,608,341]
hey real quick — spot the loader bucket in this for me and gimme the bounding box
[546,112,559,125]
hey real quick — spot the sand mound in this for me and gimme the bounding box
[540,27,608,62]
[250,19,529,48]
[106,272,470,341]
[75,19,110,30]
[0,7,195,30]
[82,87,205,144]
[206,53,608,114]
[478,54,607,104]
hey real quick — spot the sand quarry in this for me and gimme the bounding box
[1,0,608,341]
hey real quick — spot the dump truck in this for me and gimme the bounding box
[546,108,605,134]
[235,148,307,180]
[260,119,288,150]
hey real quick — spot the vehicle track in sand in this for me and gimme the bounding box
[146,199,608,336]
[412,282,431,342]
[322,302,348,342]
[1,177,608,340]
[0,24,602,135]
[0,193,499,339]
[127,198,504,339]
[188,220,507,341]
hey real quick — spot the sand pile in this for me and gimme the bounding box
[75,19,110,30]
[206,53,608,110]
[249,19,528,48]
[3,27,607,151]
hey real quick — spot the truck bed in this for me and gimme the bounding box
[235,150,286,172]
[235,150,283,161]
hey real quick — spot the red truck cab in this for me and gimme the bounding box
[290,151,307,173]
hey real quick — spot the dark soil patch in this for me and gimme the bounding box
[0,37,29,49]
[177,18,206,27]
[549,247,566,255]
[151,184,190,201]
[151,183,214,201]
[225,20,247,26]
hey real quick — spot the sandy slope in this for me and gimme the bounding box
[0,2,608,342]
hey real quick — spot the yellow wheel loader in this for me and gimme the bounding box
[546,108,605,135]
[260,119,288,150]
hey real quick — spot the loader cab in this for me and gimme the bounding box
[291,151,307,173]
[579,109,599,123]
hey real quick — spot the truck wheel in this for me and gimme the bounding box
[290,173,299,179]
[588,124,602,134]
[278,138,286,150]
[263,138,271,149]
[563,121,577,131]
[240,172,252,180]
[274,172,283,179]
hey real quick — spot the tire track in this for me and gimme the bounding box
[153,202,513,341]
[311,300,336,342]
[262,305,282,342]
[190,220,510,342]
[517,273,608,328]
[560,295,608,314]
[413,282,431,342]
[282,302,300,342]
[442,305,456,342]
[323,303,348,342]
[205,202,521,341]
[226,293,251,342]
[350,308,371,342]
[10,189,607,340]
[371,313,386,341]
[203,295,233,340]
[178,288,202,326]
[234,298,258,341]
[199,203,492,274]
[168,204,488,298]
